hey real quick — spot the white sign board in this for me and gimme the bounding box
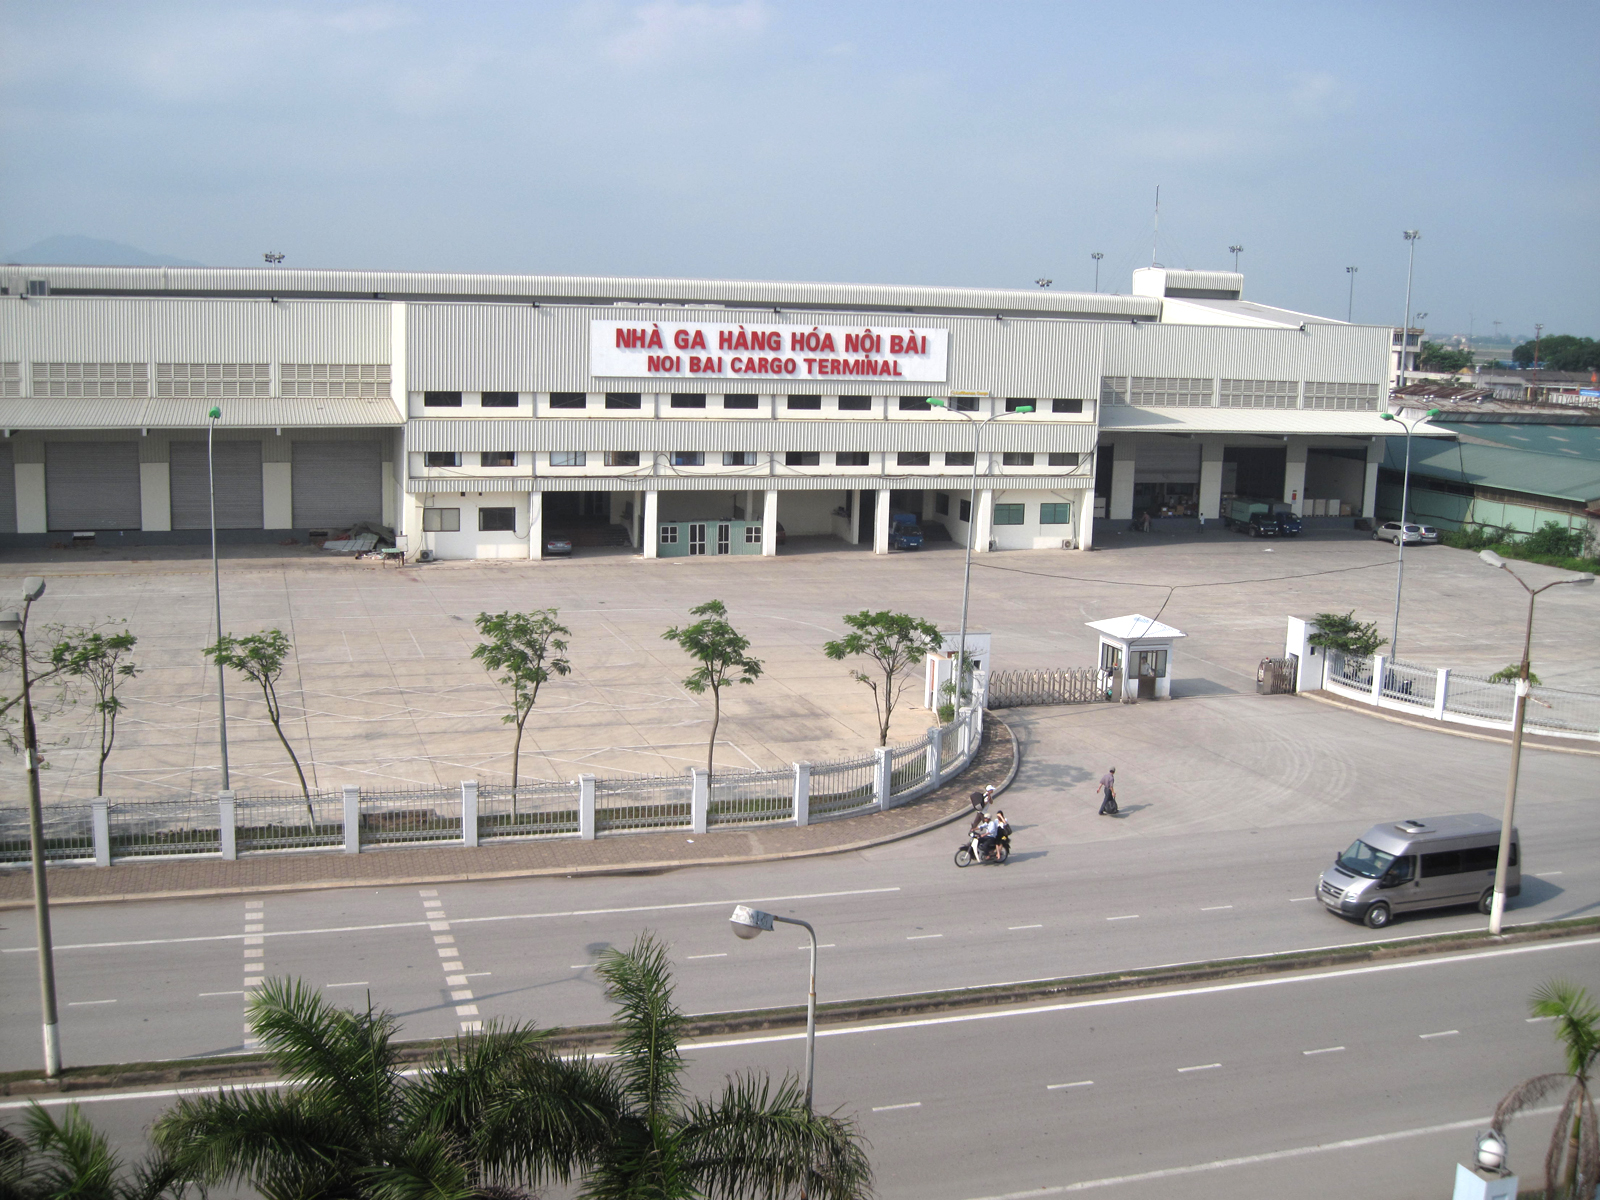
[590,319,948,384]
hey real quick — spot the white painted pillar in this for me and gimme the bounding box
[873,487,891,554]
[92,799,110,867]
[643,490,660,558]
[1109,440,1136,521]
[847,490,861,544]
[1371,655,1387,703]
[380,459,396,529]
[1076,490,1095,550]
[873,747,892,809]
[1433,669,1451,720]
[1284,439,1308,515]
[219,791,237,860]
[761,489,778,556]
[139,461,171,532]
[1198,437,1225,519]
[263,463,293,529]
[793,761,810,827]
[974,489,995,553]
[1362,439,1383,519]
[579,774,596,839]
[342,785,361,854]
[14,459,46,533]
[690,768,709,833]
[460,780,478,846]
[926,727,942,789]
[528,490,542,560]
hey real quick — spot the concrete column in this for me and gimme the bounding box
[1284,440,1308,515]
[380,459,396,529]
[460,780,478,846]
[139,461,171,532]
[690,768,709,833]
[926,727,942,789]
[848,490,861,544]
[761,489,778,556]
[643,490,660,558]
[219,791,237,860]
[92,799,110,867]
[974,489,995,553]
[873,747,892,809]
[263,462,293,529]
[873,487,891,554]
[15,459,46,533]
[793,761,811,827]
[1362,438,1382,519]
[342,785,361,854]
[1198,437,1225,519]
[958,706,973,757]
[1371,655,1386,703]
[1076,490,1095,550]
[528,490,542,560]
[579,774,596,839]
[1109,440,1136,521]
[1433,669,1451,720]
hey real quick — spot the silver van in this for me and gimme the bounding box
[1317,813,1519,929]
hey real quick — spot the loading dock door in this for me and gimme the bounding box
[46,441,141,530]
[291,441,382,528]
[170,441,264,529]
[0,444,14,534]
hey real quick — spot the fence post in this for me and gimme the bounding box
[958,707,973,758]
[926,727,943,789]
[793,762,810,827]
[342,785,361,854]
[1433,669,1451,721]
[461,780,478,847]
[691,769,709,833]
[219,791,237,861]
[1370,655,1386,704]
[873,748,892,810]
[579,775,596,840]
[92,799,110,867]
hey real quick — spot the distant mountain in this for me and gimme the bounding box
[2,235,203,268]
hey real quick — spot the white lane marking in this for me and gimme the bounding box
[907,934,943,941]
[1177,1063,1220,1073]
[1542,871,1563,876]
[1289,897,1316,903]
[686,953,728,960]
[199,991,244,997]
[1420,1030,1459,1039]
[1106,915,1139,922]
[1202,906,1233,912]
[801,944,836,949]
[570,965,590,970]
[1009,925,1043,930]
[678,936,1600,1053]
[67,999,116,1006]
[872,1102,922,1112]
[418,889,438,897]
[9,887,901,953]
[956,1106,1564,1198]
[465,971,492,977]
[1047,1081,1094,1090]
[441,961,464,970]
[433,935,455,944]
[324,982,369,989]
[244,901,263,909]
[1527,1015,1555,1023]
[1303,1046,1345,1056]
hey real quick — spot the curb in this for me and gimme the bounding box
[0,719,1020,911]
[1301,690,1600,757]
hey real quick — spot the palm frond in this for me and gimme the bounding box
[1495,1072,1571,1130]
[0,1127,32,1200]
[474,1050,623,1188]
[22,1103,120,1200]
[575,1114,688,1200]
[678,1073,874,1200]
[1575,1087,1599,1200]
[1544,1083,1581,1198]
[596,934,686,1126]
[359,1129,477,1200]
[1532,980,1600,1081]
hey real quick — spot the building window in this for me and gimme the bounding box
[481,391,518,408]
[1002,452,1034,466]
[1040,503,1073,524]
[1048,452,1079,467]
[1129,377,1214,407]
[1004,398,1036,413]
[945,451,974,467]
[549,392,586,409]
[480,451,515,468]
[156,363,270,397]
[1052,398,1084,413]
[424,391,463,408]
[786,452,820,466]
[935,492,950,516]
[723,393,759,409]
[32,362,149,398]
[0,363,19,397]
[898,396,931,411]
[744,525,761,544]
[605,450,640,466]
[551,451,586,467]
[281,363,390,397]
[838,395,871,411]
[993,503,1025,525]
[1100,377,1129,406]
[605,392,642,409]
[1220,379,1298,409]
[959,498,972,522]
[786,395,822,410]
[835,452,870,466]
[425,451,460,468]
[672,451,704,466]
[660,525,678,544]
[952,396,980,412]
[670,393,707,408]
[479,507,516,532]
[1304,381,1380,411]
[422,507,460,532]
[722,451,757,466]
[897,452,931,466]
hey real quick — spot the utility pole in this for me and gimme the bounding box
[1533,323,1544,395]
[1346,266,1358,323]
[1091,252,1103,293]
[1397,231,1420,388]
[1229,244,1244,271]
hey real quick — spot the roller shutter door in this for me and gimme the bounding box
[170,441,264,529]
[1133,439,1200,484]
[46,441,141,530]
[292,441,382,528]
[0,444,14,534]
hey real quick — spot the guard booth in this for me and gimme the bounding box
[924,631,992,712]
[1086,615,1185,702]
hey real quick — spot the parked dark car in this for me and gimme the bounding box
[1243,511,1280,537]
[1275,512,1302,537]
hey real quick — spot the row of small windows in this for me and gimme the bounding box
[423,392,1089,412]
[1100,376,1380,411]
[422,450,1082,469]
[931,494,1074,525]
[21,362,391,399]
[422,507,516,533]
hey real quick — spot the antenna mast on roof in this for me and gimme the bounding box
[1151,186,1160,267]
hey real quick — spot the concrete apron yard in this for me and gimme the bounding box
[0,718,1016,908]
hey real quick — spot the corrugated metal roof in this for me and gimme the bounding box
[1097,406,1402,436]
[404,477,531,493]
[1389,429,1600,503]
[1101,322,1389,385]
[1161,270,1244,295]
[0,397,402,430]
[408,472,1093,493]
[403,418,1096,454]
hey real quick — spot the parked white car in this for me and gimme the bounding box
[1373,521,1438,545]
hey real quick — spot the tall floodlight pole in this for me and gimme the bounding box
[1533,322,1543,393]
[208,406,230,789]
[1475,553,1593,935]
[1397,231,1420,387]
[1091,252,1103,293]
[1,577,60,1077]
[1229,244,1244,271]
[1346,266,1358,323]
[1378,407,1440,659]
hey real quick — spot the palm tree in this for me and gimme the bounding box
[582,933,873,1200]
[1494,979,1599,1199]
[1,1103,186,1200]
[154,977,618,1200]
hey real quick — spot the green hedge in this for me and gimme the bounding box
[1441,521,1600,575]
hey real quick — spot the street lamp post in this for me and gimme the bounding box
[1,576,62,1077]
[730,904,819,1109]
[208,406,229,789]
[1378,407,1440,659]
[1345,266,1358,323]
[1397,231,1420,387]
[1090,252,1103,293]
[1476,552,1594,935]
[1229,244,1243,271]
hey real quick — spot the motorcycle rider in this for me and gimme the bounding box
[975,811,1001,861]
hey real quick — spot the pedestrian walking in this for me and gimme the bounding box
[1096,767,1118,816]
[1198,513,1206,534]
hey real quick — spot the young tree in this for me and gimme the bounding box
[471,608,572,794]
[823,610,944,746]
[51,625,138,796]
[1493,979,1599,1198]
[583,933,873,1200]
[1307,611,1388,658]
[202,631,313,816]
[662,600,762,777]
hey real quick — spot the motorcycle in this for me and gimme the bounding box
[955,825,1011,867]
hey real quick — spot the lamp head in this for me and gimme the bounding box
[730,904,774,939]
[209,407,222,420]
[1475,1130,1508,1173]
[21,577,44,602]
[927,397,947,408]
[0,610,20,633]
[1568,574,1595,588]
[1479,549,1506,569]
[1381,412,1396,421]
[1426,407,1441,417]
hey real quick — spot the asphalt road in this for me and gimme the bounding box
[8,935,1592,1200]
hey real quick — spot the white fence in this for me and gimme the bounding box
[1319,650,1599,741]
[0,706,986,867]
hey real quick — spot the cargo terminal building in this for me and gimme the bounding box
[0,264,1396,559]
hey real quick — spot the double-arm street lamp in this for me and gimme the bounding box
[1,576,61,1077]
[731,904,819,1109]
[1378,406,1440,659]
[1477,551,1594,935]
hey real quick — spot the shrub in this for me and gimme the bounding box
[1522,521,1586,559]
[1309,611,1388,657]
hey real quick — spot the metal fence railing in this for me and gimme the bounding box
[889,741,929,797]
[360,787,462,845]
[109,799,222,857]
[1379,659,1436,709]
[808,753,879,820]
[709,768,795,827]
[478,781,581,840]
[0,804,95,863]
[987,667,1110,709]
[940,720,965,773]
[235,792,347,853]
[595,776,692,833]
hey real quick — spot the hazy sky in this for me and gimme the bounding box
[2,1,1596,338]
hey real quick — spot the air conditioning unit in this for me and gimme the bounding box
[418,549,434,562]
